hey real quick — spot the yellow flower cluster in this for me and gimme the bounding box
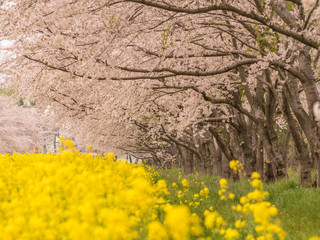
[204,210,226,231]
[0,141,318,240]
[231,172,286,240]
[189,186,210,208]
[172,178,209,207]
[218,178,235,200]
[58,136,75,151]
[229,160,244,174]
[181,178,190,190]
[0,140,163,239]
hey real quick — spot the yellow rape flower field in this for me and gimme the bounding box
[0,141,319,240]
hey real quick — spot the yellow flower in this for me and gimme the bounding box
[235,220,246,229]
[64,139,74,149]
[106,152,116,161]
[250,179,262,188]
[251,172,260,179]
[156,180,169,195]
[229,160,238,171]
[219,178,228,189]
[164,205,201,240]
[246,234,255,240]
[223,228,240,240]
[229,193,235,199]
[147,221,168,240]
[204,211,226,230]
[203,187,209,198]
[181,179,189,188]
[240,196,248,205]
[229,160,243,174]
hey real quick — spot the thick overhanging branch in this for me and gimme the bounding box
[132,44,257,59]
[109,58,259,79]
[123,0,320,49]
[24,55,69,73]
[24,54,259,81]
[270,60,319,84]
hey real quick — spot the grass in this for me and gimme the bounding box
[156,168,320,240]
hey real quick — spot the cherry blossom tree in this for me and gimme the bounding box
[0,94,41,154]
[1,0,320,185]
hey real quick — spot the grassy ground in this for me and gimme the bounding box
[156,168,320,240]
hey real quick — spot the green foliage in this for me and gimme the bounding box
[239,85,246,98]
[261,0,266,10]
[18,98,24,106]
[254,25,280,52]
[0,88,14,96]
[17,98,36,108]
[161,26,174,50]
[158,168,320,239]
[286,1,295,11]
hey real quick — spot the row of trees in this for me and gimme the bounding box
[0,94,39,153]
[1,0,320,186]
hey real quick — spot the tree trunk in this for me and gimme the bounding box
[282,87,313,186]
[211,140,223,176]
[221,154,231,179]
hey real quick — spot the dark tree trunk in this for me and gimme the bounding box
[282,87,313,186]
